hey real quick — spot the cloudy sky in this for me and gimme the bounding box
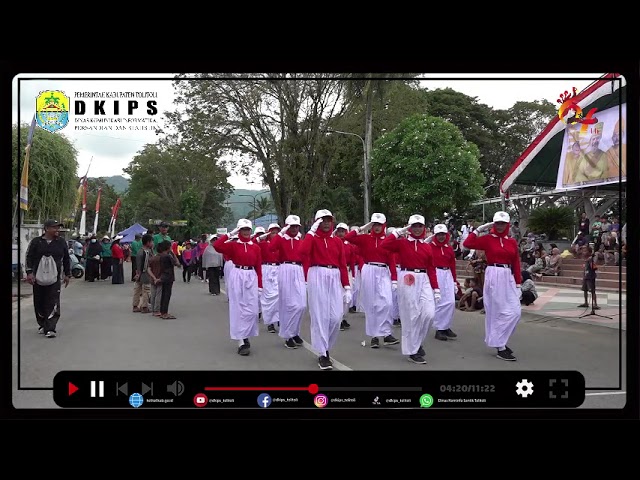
[12,73,602,190]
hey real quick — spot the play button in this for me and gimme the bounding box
[68,382,79,396]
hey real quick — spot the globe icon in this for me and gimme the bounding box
[129,393,144,408]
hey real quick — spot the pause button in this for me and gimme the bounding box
[91,381,105,398]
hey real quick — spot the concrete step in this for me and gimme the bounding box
[558,270,625,281]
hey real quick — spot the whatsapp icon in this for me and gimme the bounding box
[419,394,433,408]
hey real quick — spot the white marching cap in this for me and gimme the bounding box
[336,222,348,230]
[370,212,386,224]
[408,214,426,226]
[433,224,448,234]
[268,223,281,231]
[493,211,510,223]
[237,218,252,229]
[315,209,333,220]
[254,226,266,234]
[285,215,301,226]
[113,235,124,241]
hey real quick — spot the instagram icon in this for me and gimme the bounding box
[314,394,329,408]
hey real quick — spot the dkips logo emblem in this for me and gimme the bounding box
[36,90,70,133]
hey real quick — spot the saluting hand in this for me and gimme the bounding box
[359,222,374,233]
[395,226,410,237]
[308,218,322,236]
[476,222,494,233]
[279,225,290,237]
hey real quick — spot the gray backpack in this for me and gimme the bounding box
[35,255,59,286]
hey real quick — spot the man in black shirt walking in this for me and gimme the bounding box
[25,219,72,338]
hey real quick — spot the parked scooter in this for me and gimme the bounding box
[69,249,85,279]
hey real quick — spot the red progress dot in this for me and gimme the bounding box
[308,384,319,394]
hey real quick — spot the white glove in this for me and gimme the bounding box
[391,280,397,291]
[229,226,241,237]
[343,286,352,304]
[258,287,263,295]
[308,218,322,235]
[279,224,290,237]
[258,233,269,242]
[476,222,493,233]
[394,226,410,237]
[425,234,434,243]
[516,284,522,300]
[94,255,101,260]
[359,222,374,233]
[433,289,441,304]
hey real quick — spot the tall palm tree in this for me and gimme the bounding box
[246,196,274,220]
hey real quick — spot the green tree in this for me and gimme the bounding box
[12,123,78,223]
[526,205,575,240]
[164,74,347,222]
[325,81,430,223]
[123,142,231,238]
[246,196,274,219]
[371,114,485,223]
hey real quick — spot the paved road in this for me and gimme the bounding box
[12,263,627,409]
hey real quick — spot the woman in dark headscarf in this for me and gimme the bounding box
[85,235,103,282]
[520,270,538,306]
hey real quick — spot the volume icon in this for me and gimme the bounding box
[167,381,184,396]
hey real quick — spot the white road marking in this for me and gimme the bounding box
[585,391,626,396]
[220,286,353,371]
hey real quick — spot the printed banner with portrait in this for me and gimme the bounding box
[556,103,626,189]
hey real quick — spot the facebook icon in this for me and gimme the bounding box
[257,393,272,408]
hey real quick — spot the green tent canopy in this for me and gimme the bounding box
[500,74,626,192]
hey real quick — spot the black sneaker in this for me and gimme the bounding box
[444,328,457,339]
[505,346,513,355]
[45,331,56,338]
[318,356,333,370]
[417,346,425,357]
[435,330,448,341]
[326,352,333,366]
[349,306,356,313]
[284,338,298,349]
[383,335,399,346]
[244,338,251,348]
[38,327,45,335]
[267,324,276,334]
[577,303,589,308]
[292,335,304,346]
[258,312,263,321]
[496,349,516,361]
[408,354,426,364]
[370,337,380,348]
[238,344,250,356]
[393,319,401,327]
[341,319,350,331]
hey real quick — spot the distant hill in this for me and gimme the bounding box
[225,189,272,224]
[95,175,129,193]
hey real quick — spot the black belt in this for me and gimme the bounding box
[436,267,450,270]
[235,265,254,270]
[312,264,339,269]
[401,268,426,273]
[366,262,388,267]
[491,263,511,268]
[282,261,302,266]
[262,262,280,266]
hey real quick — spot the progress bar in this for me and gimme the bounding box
[321,387,423,392]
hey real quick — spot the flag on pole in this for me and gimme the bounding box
[19,115,37,211]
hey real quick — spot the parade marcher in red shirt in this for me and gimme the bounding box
[381,214,440,365]
[256,223,281,334]
[214,219,263,356]
[386,227,402,327]
[346,213,400,349]
[348,226,362,313]
[428,224,459,341]
[252,227,266,319]
[333,222,354,330]
[463,211,522,361]
[269,214,306,349]
[299,209,351,370]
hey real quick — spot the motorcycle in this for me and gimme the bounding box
[69,249,85,279]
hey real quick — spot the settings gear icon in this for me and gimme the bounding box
[516,379,534,398]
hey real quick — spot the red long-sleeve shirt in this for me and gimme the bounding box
[342,239,356,277]
[429,236,457,283]
[381,234,439,289]
[111,243,124,259]
[270,233,309,279]
[463,231,522,284]
[345,230,397,281]
[214,234,263,288]
[298,232,350,287]
[259,238,280,263]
